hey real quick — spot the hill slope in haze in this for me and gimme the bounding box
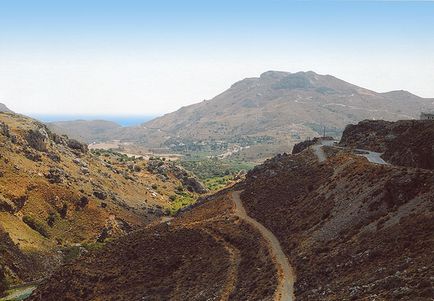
[140,71,433,143]
[47,120,122,144]
[42,71,434,161]
[29,123,433,300]
[0,103,13,113]
[50,71,433,161]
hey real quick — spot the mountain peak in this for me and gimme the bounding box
[259,70,291,79]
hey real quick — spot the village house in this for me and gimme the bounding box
[420,112,434,120]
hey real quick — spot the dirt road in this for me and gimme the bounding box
[232,191,295,301]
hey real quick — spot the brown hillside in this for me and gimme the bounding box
[0,112,199,289]
[28,139,433,300]
[29,191,279,301]
[241,148,433,300]
[339,119,434,169]
[134,71,434,148]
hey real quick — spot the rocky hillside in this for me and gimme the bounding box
[27,132,433,300]
[29,190,279,301]
[339,119,434,169]
[0,226,41,292]
[0,103,13,113]
[241,149,433,300]
[0,111,202,293]
[47,120,122,144]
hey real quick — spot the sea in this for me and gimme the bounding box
[28,114,158,127]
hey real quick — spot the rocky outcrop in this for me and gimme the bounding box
[292,137,334,154]
[292,139,317,154]
[66,139,88,153]
[0,195,15,213]
[340,119,434,169]
[0,226,39,293]
[26,129,48,152]
[147,158,208,194]
[45,168,66,184]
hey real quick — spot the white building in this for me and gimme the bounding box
[420,112,434,120]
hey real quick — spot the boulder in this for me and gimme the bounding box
[25,129,47,152]
[67,139,88,153]
[93,190,107,200]
[45,168,65,184]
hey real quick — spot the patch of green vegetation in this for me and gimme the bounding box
[82,242,106,252]
[179,157,254,181]
[62,242,107,263]
[91,149,141,162]
[204,175,234,191]
[168,194,196,216]
[62,245,81,263]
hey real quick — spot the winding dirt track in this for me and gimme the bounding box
[232,191,295,301]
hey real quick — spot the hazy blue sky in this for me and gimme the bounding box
[0,0,433,115]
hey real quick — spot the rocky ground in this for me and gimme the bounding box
[241,148,433,300]
[29,191,278,301]
[0,112,203,293]
[339,119,434,169]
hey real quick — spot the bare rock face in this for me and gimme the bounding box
[292,138,321,154]
[25,129,48,152]
[147,158,208,194]
[340,119,434,169]
[0,195,15,213]
[0,226,39,295]
[93,190,107,200]
[67,139,88,153]
[45,168,65,184]
[0,122,10,137]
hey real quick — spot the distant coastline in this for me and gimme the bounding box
[28,114,159,127]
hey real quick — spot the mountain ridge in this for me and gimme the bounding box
[129,70,434,159]
[30,71,434,161]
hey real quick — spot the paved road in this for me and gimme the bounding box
[354,149,388,165]
[232,191,295,301]
[311,139,388,165]
[0,285,36,301]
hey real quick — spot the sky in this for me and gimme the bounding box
[0,0,433,116]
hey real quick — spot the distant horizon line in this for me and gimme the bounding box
[26,113,161,117]
[25,113,161,126]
